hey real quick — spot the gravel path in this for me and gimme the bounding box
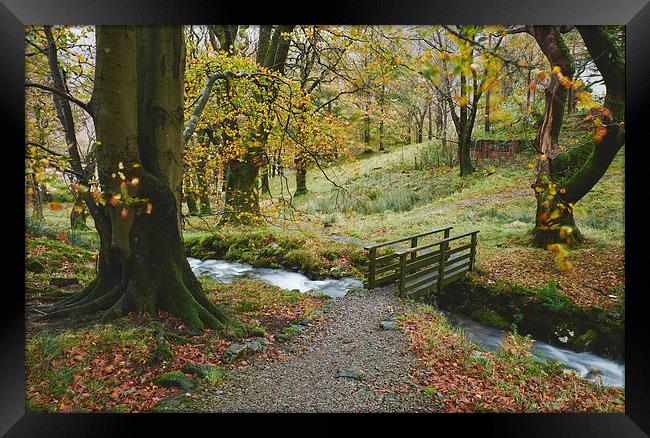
[193,285,436,412]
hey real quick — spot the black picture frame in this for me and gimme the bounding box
[3,0,649,435]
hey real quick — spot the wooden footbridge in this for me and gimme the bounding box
[364,226,479,298]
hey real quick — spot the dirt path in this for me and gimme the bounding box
[193,285,437,412]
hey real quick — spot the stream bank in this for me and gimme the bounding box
[435,276,624,361]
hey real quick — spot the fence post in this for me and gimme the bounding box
[410,237,418,262]
[398,252,407,297]
[368,247,376,289]
[437,241,446,295]
[470,232,477,271]
[443,228,450,261]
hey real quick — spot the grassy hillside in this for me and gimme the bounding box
[266,141,625,310]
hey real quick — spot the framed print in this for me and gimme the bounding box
[2,0,649,435]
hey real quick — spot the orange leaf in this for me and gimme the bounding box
[50,202,63,211]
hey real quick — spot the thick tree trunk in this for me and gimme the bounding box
[185,190,200,216]
[223,154,261,224]
[294,156,308,196]
[530,26,624,248]
[28,174,44,220]
[44,26,228,331]
[458,76,474,176]
[260,158,271,196]
[528,26,577,246]
[458,134,474,176]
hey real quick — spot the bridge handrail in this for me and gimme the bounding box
[363,226,453,250]
[396,230,480,255]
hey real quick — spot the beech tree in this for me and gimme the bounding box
[43,26,229,330]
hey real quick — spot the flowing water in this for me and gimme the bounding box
[187,257,363,297]
[447,313,625,387]
[188,257,624,387]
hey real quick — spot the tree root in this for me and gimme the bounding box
[37,274,230,332]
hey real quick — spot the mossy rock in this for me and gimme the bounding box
[181,364,224,384]
[283,249,322,274]
[26,259,45,273]
[220,339,265,363]
[153,395,192,412]
[251,257,273,268]
[245,324,265,337]
[276,324,303,342]
[574,329,599,350]
[153,371,194,391]
[470,308,510,330]
[149,340,174,364]
[321,249,341,261]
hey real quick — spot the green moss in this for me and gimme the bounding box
[149,340,173,364]
[183,226,365,280]
[283,249,322,274]
[470,308,510,330]
[163,332,191,345]
[181,364,224,384]
[276,324,303,342]
[153,371,194,390]
[574,329,599,350]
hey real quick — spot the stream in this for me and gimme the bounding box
[187,257,363,297]
[188,257,624,388]
[447,313,624,387]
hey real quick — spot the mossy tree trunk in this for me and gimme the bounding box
[221,24,295,224]
[260,157,271,196]
[223,152,262,224]
[528,26,625,247]
[529,25,624,247]
[28,173,44,220]
[44,26,228,331]
[294,156,308,196]
[528,26,575,247]
[185,190,200,216]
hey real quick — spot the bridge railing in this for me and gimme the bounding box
[363,226,452,289]
[364,228,479,298]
